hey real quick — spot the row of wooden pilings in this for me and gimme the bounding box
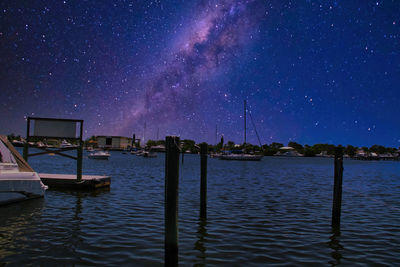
[164,136,344,266]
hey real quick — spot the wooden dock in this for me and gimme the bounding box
[39,173,111,189]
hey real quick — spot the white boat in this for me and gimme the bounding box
[219,153,263,161]
[275,147,304,157]
[60,139,76,148]
[11,139,24,147]
[88,150,110,160]
[133,150,157,158]
[133,150,144,156]
[36,141,46,148]
[0,136,47,205]
[130,149,141,155]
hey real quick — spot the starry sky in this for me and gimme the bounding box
[1,0,399,147]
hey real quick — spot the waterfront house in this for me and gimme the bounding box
[96,136,133,150]
[355,149,367,158]
[275,146,303,157]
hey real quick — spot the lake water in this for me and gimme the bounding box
[1,150,400,266]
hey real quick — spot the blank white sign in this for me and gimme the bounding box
[33,120,77,138]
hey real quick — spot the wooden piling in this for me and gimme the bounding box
[23,118,30,161]
[165,136,180,266]
[77,121,84,182]
[332,146,344,228]
[200,143,208,219]
[77,142,83,182]
[131,134,135,149]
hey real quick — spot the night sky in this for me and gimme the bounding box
[1,1,399,147]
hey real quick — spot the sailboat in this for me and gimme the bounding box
[220,100,263,161]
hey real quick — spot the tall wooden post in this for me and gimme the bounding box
[200,143,208,219]
[77,121,83,182]
[244,100,247,145]
[165,136,180,266]
[23,118,30,161]
[76,142,83,182]
[332,146,344,228]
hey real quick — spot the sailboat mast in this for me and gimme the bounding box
[215,124,218,145]
[244,100,247,145]
[143,122,146,145]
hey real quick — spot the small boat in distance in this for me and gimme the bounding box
[36,141,47,148]
[210,153,222,158]
[219,152,263,161]
[133,149,157,158]
[60,139,76,148]
[0,136,47,205]
[11,139,24,147]
[88,150,110,160]
[219,100,263,161]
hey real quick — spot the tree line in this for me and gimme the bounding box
[144,138,400,157]
[7,134,398,157]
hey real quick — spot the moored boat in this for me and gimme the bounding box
[60,139,77,148]
[219,100,264,161]
[88,150,110,160]
[0,136,47,205]
[219,153,263,161]
[11,139,24,147]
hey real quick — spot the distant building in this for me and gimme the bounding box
[96,136,132,150]
[275,146,303,157]
[355,149,367,157]
[316,151,331,157]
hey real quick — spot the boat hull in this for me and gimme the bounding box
[219,155,263,161]
[0,172,47,205]
[88,151,110,160]
[88,155,109,160]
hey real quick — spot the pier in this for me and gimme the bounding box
[21,117,112,190]
[39,173,111,189]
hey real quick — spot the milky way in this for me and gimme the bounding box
[1,1,399,146]
[119,0,266,137]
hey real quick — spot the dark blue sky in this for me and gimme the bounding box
[1,0,399,147]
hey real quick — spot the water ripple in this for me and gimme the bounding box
[1,154,399,265]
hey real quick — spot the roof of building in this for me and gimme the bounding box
[279,146,295,150]
[96,136,132,139]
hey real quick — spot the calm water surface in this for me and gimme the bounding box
[1,150,400,266]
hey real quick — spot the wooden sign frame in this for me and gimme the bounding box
[23,117,84,182]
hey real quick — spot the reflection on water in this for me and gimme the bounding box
[51,186,111,196]
[194,217,207,266]
[1,152,400,265]
[328,228,343,266]
[0,198,44,262]
[70,191,83,256]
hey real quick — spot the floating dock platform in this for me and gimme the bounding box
[39,173,111,189]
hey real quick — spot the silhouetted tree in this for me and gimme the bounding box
[344,145,357,157]
[288,141,304,154]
